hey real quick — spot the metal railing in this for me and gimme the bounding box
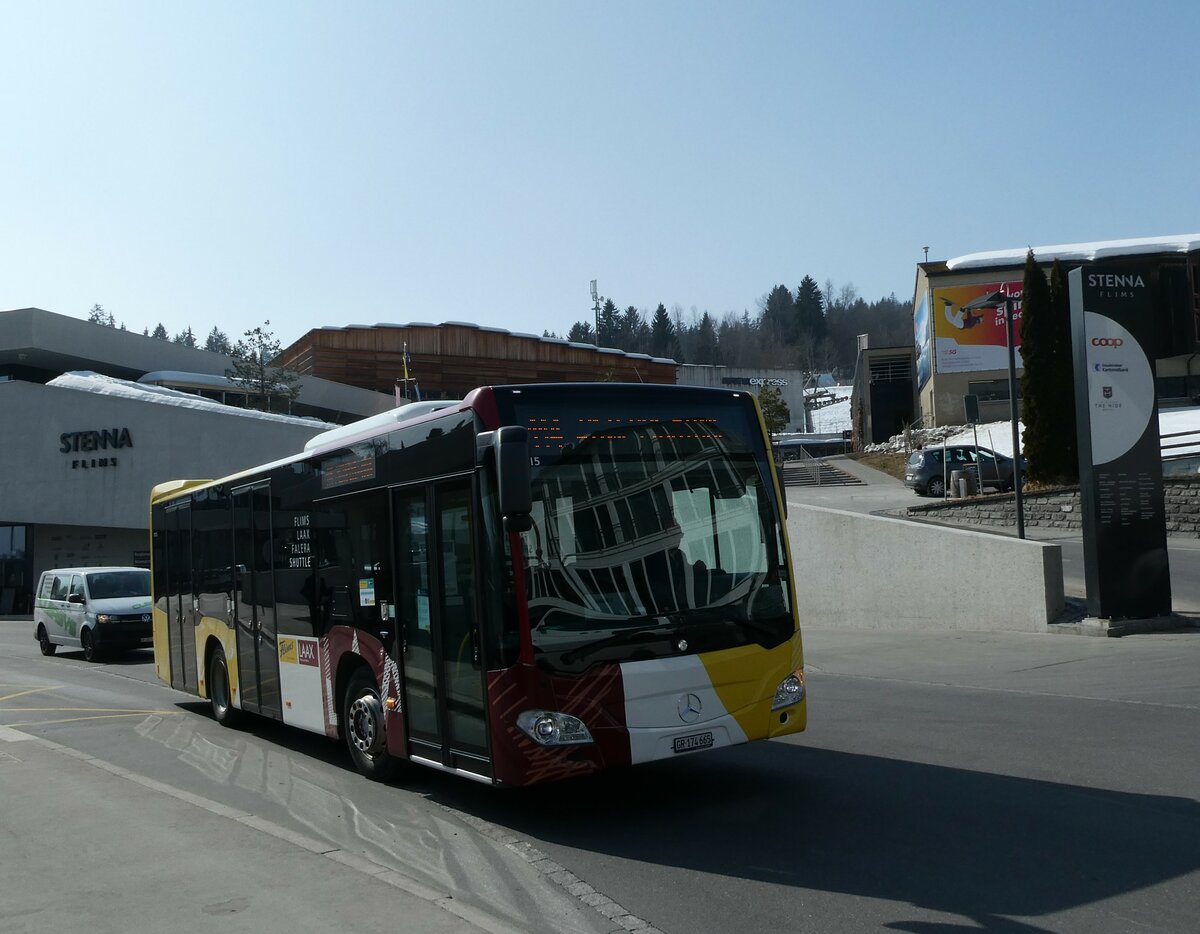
[1160,428,1200,461]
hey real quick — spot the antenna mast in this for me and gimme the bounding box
[590,279,601,341]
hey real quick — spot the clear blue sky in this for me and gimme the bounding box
[3,1,1197,348]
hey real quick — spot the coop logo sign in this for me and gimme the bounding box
[1091,338,1124,347]
[60,427,133,470]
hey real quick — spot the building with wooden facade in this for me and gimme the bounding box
[274,322,678,401]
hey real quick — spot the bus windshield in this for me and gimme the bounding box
[508,392,792,673]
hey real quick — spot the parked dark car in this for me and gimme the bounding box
[904,444,1022,497]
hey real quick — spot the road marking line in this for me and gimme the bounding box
[1,707,181,714]
[4,713,182,727]
[0,687,61,703]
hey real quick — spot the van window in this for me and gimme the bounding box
[70,574,84,600]
[51,574,71,600]
[39,575,54,598]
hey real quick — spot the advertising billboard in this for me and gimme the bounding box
[932,280,1024,374]
[914,294,931,390]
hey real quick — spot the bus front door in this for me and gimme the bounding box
[394,479,490,778]
[233,482,282,719]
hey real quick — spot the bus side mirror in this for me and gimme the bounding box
[478,427,532,533]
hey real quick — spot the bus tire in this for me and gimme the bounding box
[208,645,240,727]
[37,625,57,656]
[343,667,398,782]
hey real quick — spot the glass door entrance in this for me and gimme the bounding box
[393,479,489,775]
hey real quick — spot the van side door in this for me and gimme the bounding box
[68,573,87,642]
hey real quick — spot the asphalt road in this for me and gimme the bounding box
[3,619,1198,933]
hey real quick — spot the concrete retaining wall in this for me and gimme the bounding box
[788,503,1064,633]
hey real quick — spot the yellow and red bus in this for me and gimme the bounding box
[150,383,806,785]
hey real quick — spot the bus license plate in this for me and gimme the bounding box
[672,731,714,754]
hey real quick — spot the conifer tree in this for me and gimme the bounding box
[205,326,232,354]
[694,312,719,364]
[794,276,826,346]
[567,321,595,343]
[596,299,619,346]
[649,303,678,359]
[1019,252,1054,484]
[1046,259,1078,481]
[761,285,794,345]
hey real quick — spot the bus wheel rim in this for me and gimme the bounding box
[349,693,384,755]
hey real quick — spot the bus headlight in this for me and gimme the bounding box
[516,710,593,746]
[771,669,805,710]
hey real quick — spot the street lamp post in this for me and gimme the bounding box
[963,290,1026,539]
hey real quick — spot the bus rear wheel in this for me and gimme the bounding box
[343,668,398,782]
[208,645,240,727]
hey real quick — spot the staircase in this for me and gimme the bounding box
[778,452,863,487]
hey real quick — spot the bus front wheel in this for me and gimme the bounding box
[343,668,398,782]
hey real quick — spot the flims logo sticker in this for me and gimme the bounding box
[279,638,298,664]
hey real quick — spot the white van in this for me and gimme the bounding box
[33,566,153,661]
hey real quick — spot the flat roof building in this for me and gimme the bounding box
[914,234,1200,429]
[0,308,395,617]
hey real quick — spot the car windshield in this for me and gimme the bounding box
[510,397,793,674]
[85,570,151,600]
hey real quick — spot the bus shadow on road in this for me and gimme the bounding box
[423,740,1200,931]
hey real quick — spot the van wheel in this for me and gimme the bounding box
[343,668,398,782]
[37,625,57,656]
[927,476,946,497]
[209,646,240,727]
[81,628,99,662]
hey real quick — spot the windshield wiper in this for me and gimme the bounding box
[664,607,792,646]
[560,624,679,665]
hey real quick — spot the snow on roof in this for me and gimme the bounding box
[946,233,1200,272]
[138,370,238,389]
[47,371,335,429]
